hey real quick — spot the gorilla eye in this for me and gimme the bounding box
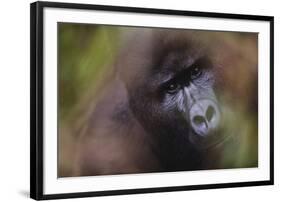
[190,66,202,80]
[166,82,180,94]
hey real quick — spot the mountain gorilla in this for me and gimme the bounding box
[73,28,258,176]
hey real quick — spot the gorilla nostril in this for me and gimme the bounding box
[206,105,215,121]
[193,115,206,126]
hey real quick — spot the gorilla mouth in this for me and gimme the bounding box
[189,126,232,150]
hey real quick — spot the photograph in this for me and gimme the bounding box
[58,23,259,177]
[30,1,273,199]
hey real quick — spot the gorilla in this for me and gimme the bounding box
[72,28,258,176]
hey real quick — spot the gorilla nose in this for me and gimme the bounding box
[189,99,220,137]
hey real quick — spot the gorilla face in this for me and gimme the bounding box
[124,30,226,150]
[159,55,222,148]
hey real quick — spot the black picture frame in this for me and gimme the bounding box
[30,1,274,200]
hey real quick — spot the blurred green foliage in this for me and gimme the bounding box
[58,23,120,123]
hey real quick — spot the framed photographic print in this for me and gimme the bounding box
[30,1,274,200]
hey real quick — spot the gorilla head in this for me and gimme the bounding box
[119,33,216,146]
[114,29,257,170]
